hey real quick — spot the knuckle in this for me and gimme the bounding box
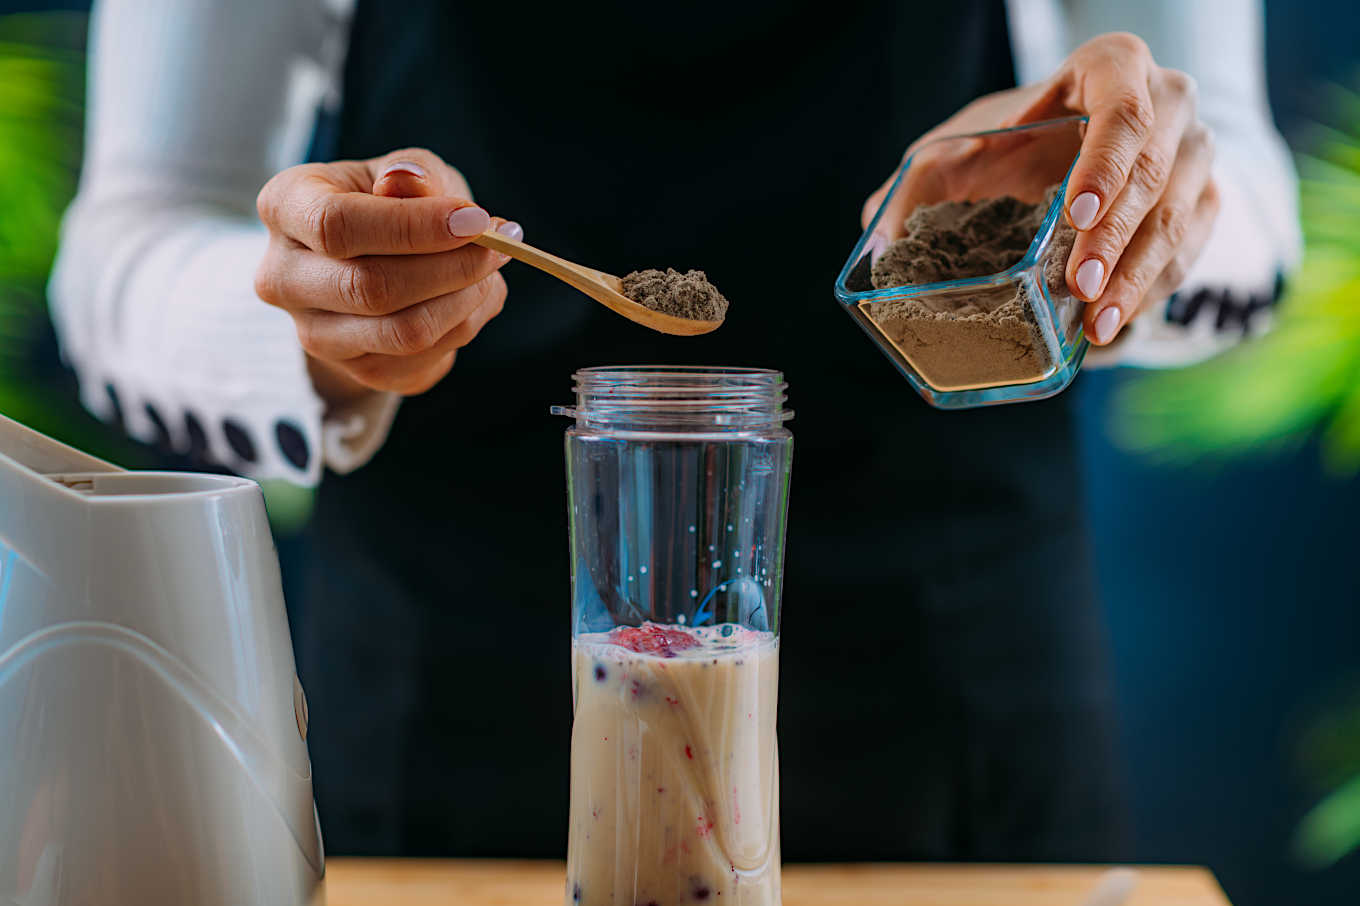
[1188,122,1215,157]
[256,183,279,227]
[1163,69,1197,103]
[1092,204,1142,249]
[293,315,325,356]
[338,260,391,313]
[345,355,387,388]
[1155,204,1190,248]
[306,196,351,258]
[382,303,442,354]
[1103,31,1151,60]
[1111,90,1156,139]
[1160,255,1190,291]
[448,247,483,287]
[1201,178,1222,213]
[1131,145,1173,191]
[253,254,282,305]
[443,319,474,351]
[488,272,508,305]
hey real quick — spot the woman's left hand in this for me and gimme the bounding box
[862,32,1219,346]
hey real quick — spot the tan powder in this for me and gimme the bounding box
[864,186,1075,390]
[621,268,729,322]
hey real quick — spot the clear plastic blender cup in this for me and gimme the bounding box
[554,366,794,906]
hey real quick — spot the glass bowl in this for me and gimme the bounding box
[834,116,1090,408]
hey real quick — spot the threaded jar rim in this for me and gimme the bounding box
[552,366,793,433]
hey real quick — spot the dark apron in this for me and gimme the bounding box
[298,0,1129,860]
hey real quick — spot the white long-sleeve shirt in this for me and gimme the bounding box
[49,0,1301,485]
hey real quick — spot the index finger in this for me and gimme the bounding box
[1063,49,1157,231]
[259,170,491,259]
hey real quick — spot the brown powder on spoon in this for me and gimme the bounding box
[863,185,1076,390]
[621,268,729,322]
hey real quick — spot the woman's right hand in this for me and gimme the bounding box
[254,147,521,406]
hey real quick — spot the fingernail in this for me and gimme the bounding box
[448,205,491,237]
[1093,305,1121,344]
[1069,192,1100,230]
[380,159,426,180]
[865,230,889,263]
[1075,258,1105,299]
[496,220,524,242]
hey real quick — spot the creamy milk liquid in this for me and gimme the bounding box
[568,623,780,906]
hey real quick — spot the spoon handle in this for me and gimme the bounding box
[471,230,721,337]
[473,231,624,297]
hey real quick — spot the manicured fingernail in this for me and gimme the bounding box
[380,160,426,180]
[1093,305,1121,344]
[448,205,491,237]
[865,230,889,263]
[496,220,524,241]
[1069,192,1100,230]
[1075,258,1105,299]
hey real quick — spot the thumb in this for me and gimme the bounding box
[370,147,466,200]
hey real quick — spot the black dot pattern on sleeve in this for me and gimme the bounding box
[143,403,171,450]
[104,383,124,429]
[184,411,210,461]
[1165,269,1288,332]
[275,420,310,470]
[222,419,258,463]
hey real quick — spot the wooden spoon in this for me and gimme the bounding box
[473,230,723,336]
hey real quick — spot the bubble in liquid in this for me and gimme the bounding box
[640,566,648,574]
[678,613,687,624]
[688,525,696,533]
[690,589,698,598]
[727,524,734,532]
[713,560,722,569]
[709,545,716,552]
[733,551,740,558]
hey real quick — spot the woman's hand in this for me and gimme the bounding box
[255,147,521,405]
[863,33,1218,346]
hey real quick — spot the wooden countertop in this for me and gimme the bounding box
[324,859,1232,905]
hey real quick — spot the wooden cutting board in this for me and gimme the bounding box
[324,859,1232,905]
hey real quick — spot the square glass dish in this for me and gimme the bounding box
[834,116,1089,408]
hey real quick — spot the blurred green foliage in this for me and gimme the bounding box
[0,11,314,531]
[1114,76,1360,870]
[1292,684,1360,869]
[1114,78,1360,476]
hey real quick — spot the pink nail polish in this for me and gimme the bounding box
[864,231,889,264]
[497,220,524,242]
[1069,192,1100,230]
[448,206,491,237]
[380,160,426,180]
[1075,258,1105,299]
[1093,306,1121,344]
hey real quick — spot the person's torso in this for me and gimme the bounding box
[300,0,1117,859]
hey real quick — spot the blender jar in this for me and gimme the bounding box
[554,366,793,906]
[835,116,1090,408]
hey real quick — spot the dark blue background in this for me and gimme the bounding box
[1075,5,1360,905]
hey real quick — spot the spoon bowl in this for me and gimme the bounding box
[473,230,723,336]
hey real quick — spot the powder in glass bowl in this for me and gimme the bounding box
[862,186,1076,390]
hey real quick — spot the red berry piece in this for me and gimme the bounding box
[612,622,700,658]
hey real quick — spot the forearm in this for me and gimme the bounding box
[49,0,396,484]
